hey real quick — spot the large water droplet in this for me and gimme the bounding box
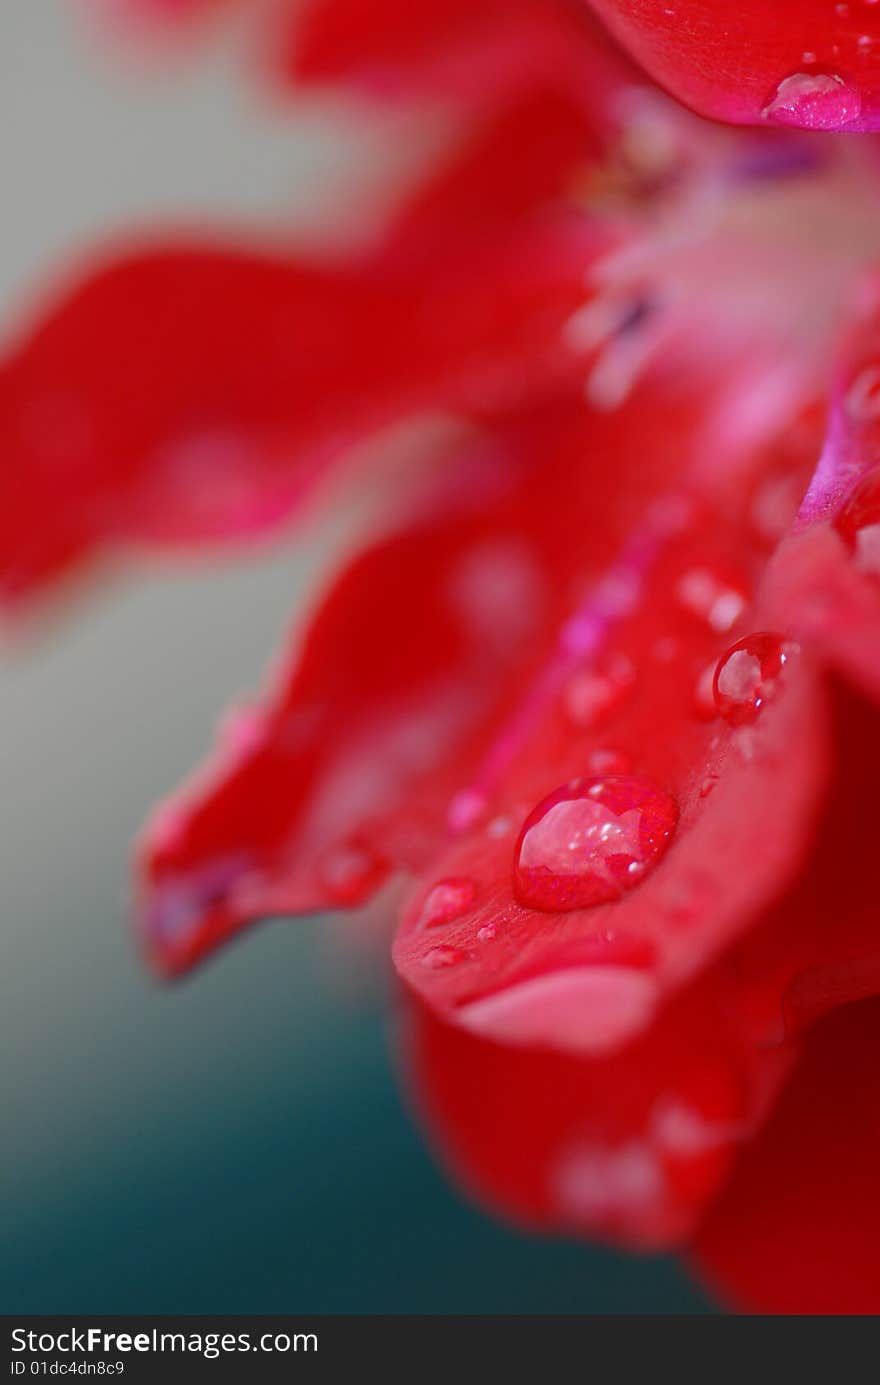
[416,877,477,930]
[712,633,796,726]
[763,72,862,129]
[835,465,880,574]
[513,775,678,912]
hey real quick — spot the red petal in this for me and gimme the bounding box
[399,681,880,1253]
[587,0,880,131]
[0,221,596,612]
[403,977,792,1249]
[394,465,830,1054]
[693,997,880,1313]
[289,0,621,107]
[710,681,880,1042]
[765,289,880,700]
[137,398,656,972]
[138,376,831,1006]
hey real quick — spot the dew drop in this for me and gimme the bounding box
[446,788,487,834]
[763,72,862,129]
[585,747,632,775]
[676,567,747,633]
[712,633,797,726]
[834,465,880,574]
[318,840,387,905]
[421,945,466,970]
[513,774,678,913]
[416,877,477,930]
[487,814,514,839]
[476,923,498,943]
[562,652,634,730]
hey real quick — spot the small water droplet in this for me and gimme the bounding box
[763,72,861,129]
[834,465,880,574]
[487,815,514,838]
[476,923,498,943]
[318,841,387,905]
[713,633,797,726]
[562,653,634,729]
[421,945,466,970]
[416,877,477,930]
[858,33,874,50]
[513,775,678,912]
[802,50,818,64]
[836,1,851,14]
[585,747,632,775]
[446,788,487,834]
[676,567,747,633]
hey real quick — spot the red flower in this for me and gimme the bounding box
[10,0,880,1311]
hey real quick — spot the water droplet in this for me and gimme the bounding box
[513,775,678,912]
[421,945,466,970]
[476,923,498,943]
[845,364,880,422]
[802,50,818,65]
[858,33,874,50]
[446,788,487,834]
[834,465,880,573]
[563,653,634,730]
[416,878,477,930]
[487,815,514,838]
[318,841,387,905]
[676,567,747,633]
[712,633,796,726]
[763,72,861,129]
[836,1,851,14]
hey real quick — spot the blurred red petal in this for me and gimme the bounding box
[138,395,679,974]
[587,0,880,131]
[0,216,597,613]
[290,0,622,108]
[710,682,880,1041]
[693,997,880,1313]
[766,287,880,701]
[403,977,792,1249]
